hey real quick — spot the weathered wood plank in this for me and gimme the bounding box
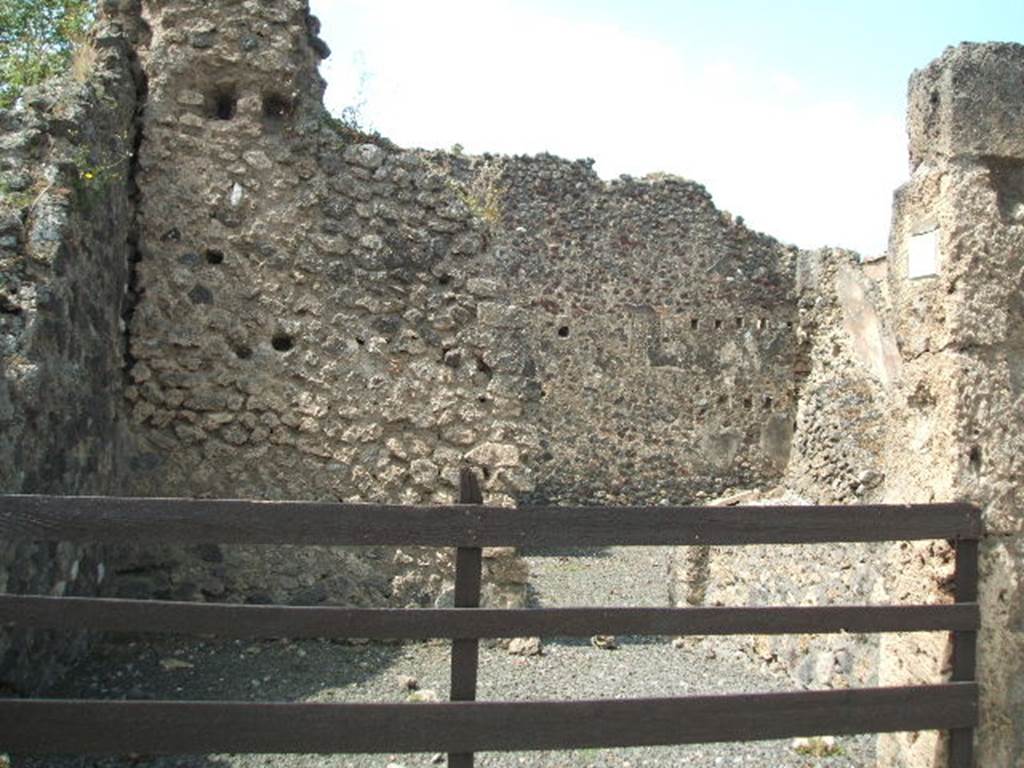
[0,496,983,546]
[952,539,980,680]
[449,468,485,768]
[0,684,978,755]
[949,538,979,768]
[0,596,981,638]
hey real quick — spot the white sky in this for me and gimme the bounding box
[312,0,908,256]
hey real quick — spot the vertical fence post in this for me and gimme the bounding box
[949,537,978,768]
[449,468,483,768]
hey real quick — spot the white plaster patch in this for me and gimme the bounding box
[908,228,939,279]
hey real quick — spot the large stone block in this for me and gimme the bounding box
[909,42,1024,170]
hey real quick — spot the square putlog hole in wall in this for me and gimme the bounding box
[205,84,239,121]
[262,93,294,128]
[271,332,295,352]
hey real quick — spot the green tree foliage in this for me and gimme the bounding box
[0,0,95,108]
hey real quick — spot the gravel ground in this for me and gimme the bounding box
[12,546,875,768]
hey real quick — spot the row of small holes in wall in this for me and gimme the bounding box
[696,395,777,414]
[204,86,294,124]
[742,395,775,410]
[691,318,795,331]
[696,405,790,423]
[555,318,795,338]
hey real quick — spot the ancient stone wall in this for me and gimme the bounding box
[446,154,803,506]
[107,0,533,608]
[2,5,1023,764]
[786,250,896,504]
[666,46,1024,767]
[774,42,1024,768]
[119,1,804,514]
[0,15,141,692]
[875,43,1024,768]
[105,0,805,609]
[666,248,897,693]
[763,175,968,768]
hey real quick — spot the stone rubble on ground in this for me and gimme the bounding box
[507,637,543,656]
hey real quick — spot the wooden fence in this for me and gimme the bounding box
[0,471,981,767]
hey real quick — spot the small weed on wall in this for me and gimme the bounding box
[70,129,132,209]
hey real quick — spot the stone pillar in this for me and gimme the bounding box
[879,42,1024,768]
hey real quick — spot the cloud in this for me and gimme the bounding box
[312,0,907,255]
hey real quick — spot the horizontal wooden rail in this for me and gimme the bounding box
[0,684,978,755]
[0,487,983,766]
[0,595,981,639]
[0,496,982,546]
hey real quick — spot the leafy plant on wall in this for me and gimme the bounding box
[0,0,95,108]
